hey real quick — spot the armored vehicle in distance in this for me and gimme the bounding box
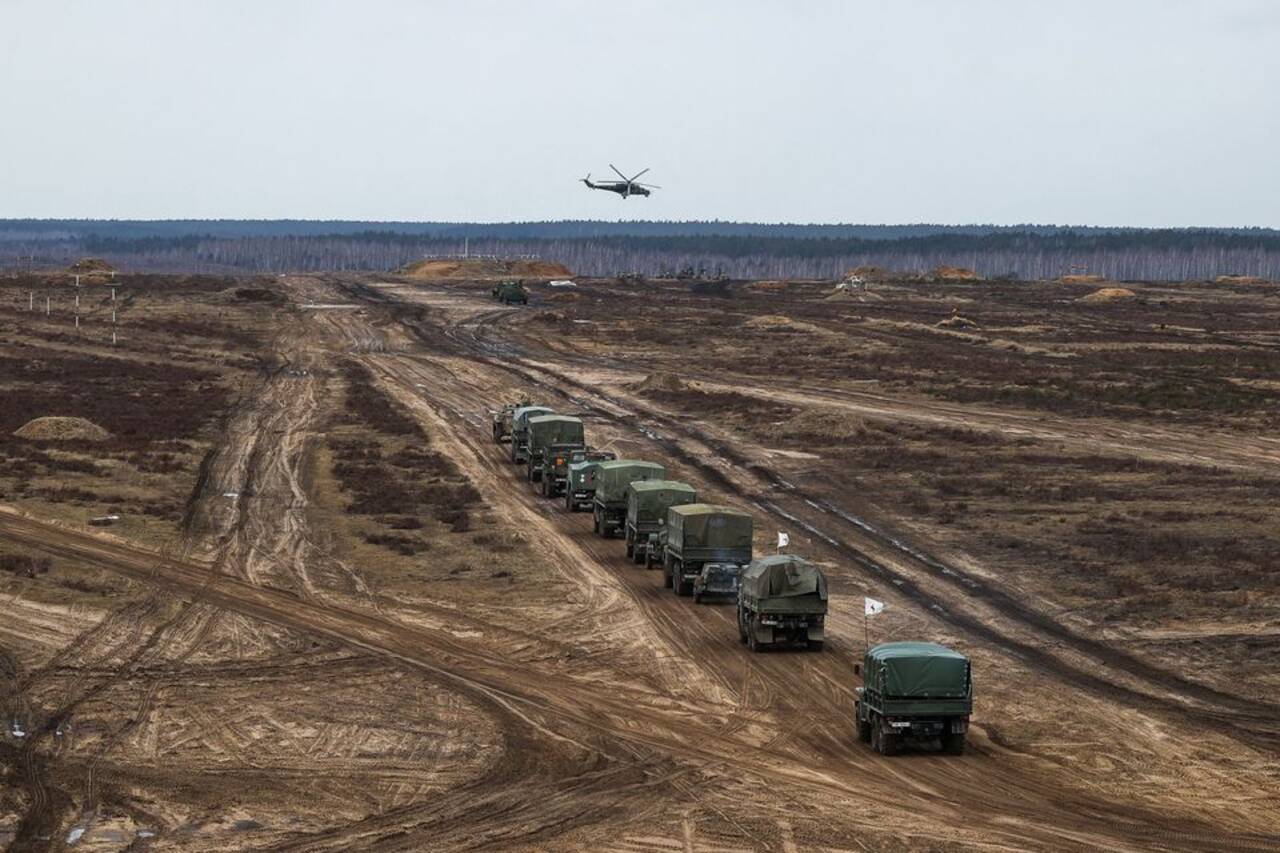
[624,480,697,564]
[509,405,555,464]
[737,555,827,650]
[592,460,665,537]
[564,449,617,511]
[655,504,753,596]
[491,398,533,443]
[492,280,529,305]
[525,415,586,490]
[854,642,971,756]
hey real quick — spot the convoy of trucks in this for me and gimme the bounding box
[486,396,973,757]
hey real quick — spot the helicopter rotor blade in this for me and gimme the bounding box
[629,168,650,182]
[637,182,661,189]
[609,164,629,182]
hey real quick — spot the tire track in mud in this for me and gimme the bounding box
[390,302,1280,755]
[8,508,1273,853]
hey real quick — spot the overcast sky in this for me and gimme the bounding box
[2,0,1277,225]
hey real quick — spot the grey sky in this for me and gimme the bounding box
[2,0,1277,225]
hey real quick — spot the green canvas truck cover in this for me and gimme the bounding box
[626,480,697,526]
[594,460,666,503]
[512,406,554,430]
[740,554,827,601]
[526,415,584,453]
[667,504,753,549]
[866,642,970,699]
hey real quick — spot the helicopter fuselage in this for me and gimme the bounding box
[582,179,650,198]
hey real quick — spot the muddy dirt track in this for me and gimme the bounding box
[3,274,1279,851]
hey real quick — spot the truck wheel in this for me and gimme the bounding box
[693,591,702,604]
[943,732,965,756]
[672,562,686,596]
[747,618,759,652]
[662,556,672,588]
[807,640,824,652]
[855,706,871,743]
[737,607,748,643]
[625,539,634,559]
[876,720,899,756]
[633,548,644,565]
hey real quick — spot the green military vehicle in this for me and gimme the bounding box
[624,480,697,565]
[652,504,753,597]
[490,398,533,443]
[737,555,827,650]
[592,460,665,538]
[492,280,529,305]
[509,405,555,464]
[854,642,972,756]
[525,415,586,491]
[563,449,617,511]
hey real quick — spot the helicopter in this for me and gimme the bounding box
[580,165,660,198]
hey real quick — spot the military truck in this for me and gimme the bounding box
[490,399,533,443]
[653,504,753,597]
[563,449,617,511]
[525,415,586,491]
[854,642,971,756]
[737,555,827,650]
[492,280,529,305]
[509,405,555,464]
[591,460,665,538]
[623,480,697,564]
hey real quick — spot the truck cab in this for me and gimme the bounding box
[854,641,972,756]
[564,449,617,511]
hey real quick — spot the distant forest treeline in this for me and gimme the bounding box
[3,219,1280,280]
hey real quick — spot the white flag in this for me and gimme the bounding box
[777,531,789,549]
[864,597,885,617]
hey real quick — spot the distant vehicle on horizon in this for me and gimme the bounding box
[580,165,660,199]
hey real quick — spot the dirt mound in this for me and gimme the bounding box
[1079,287,1137,303]
[844,265,890,281]
[936,314,980,330]
[931,265,979,281]
[14,416,111,442]
[634,372,690,393]
[1215,275,1268,285]
[745,314,797,329]
[1060,274,1107,284]
[542,291,580,303]
[68,258,115,274]
[400,258,572,281]
[761,409,865,443]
